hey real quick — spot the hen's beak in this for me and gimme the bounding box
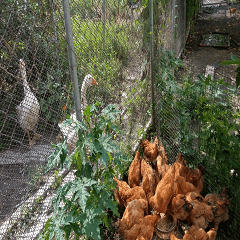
[92,78,98,85]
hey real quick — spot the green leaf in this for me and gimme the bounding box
[74,120,87,132]
[231,54,239,61]
[221,60,240,65]
[74,151,82,171]
[236,66,240,89]
[99,190,119,216]
[101,104,120,120]
[99,149,109,167]
[64,210,80,224]
[63,224,72,239]
[80,208,102,240]
[70,222,82,237]
[90,103,98,113]
[83,105,91,126]
[45,142,68,173]
[86,217,101,240]
[69,178,97,212]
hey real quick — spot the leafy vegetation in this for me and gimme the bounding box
[0,0,148,154]
[39,103,130,240]
[221,54,240,88]
[186,0,200,26]
[156,49,240,239]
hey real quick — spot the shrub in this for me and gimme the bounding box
[39,103,130,240]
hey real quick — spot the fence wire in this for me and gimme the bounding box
[0,0,240,239]
[0,2,72,237]
[155,1,240,240]
[0,0,151,238]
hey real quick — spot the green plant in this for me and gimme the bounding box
[39,102,130,240]
[50,170,63,190]
[35,195,44,204]
[155,49,184,151]
[186,0,200,25]
[71,16,140,108]
[221,54,240,88]
[155,49,240,239]
[28,163,45,189]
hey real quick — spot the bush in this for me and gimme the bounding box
[156,49,240,239]
[39,103,130,240]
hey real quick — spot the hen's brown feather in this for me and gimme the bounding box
[140,138,159,162]
[128,149,142,188]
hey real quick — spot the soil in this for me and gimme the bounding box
[183,1,240,86]
[0,135,56,224]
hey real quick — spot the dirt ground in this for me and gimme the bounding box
[0,139,55,224]
[183,1,240,85]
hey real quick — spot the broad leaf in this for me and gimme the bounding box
[45,142,68,173]
[231,54,239,61]
[221,60,240,65]
[236,66,240,88]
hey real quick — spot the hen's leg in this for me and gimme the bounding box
[27,130,35,147]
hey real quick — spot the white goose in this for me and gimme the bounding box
[16,59,40,147]
[58,74,98,150]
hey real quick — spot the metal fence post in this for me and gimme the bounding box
[172,0,175,52]
[62,0,82,121]
[183,0,186,55]
[51,0,60,72]
[149,0,156,132]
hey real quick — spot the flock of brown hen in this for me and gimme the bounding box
[113,138,230,240]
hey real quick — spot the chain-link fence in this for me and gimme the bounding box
[0,0,69,233]
[0,0,240,239]
[155,1,240,239]
[0,0,151,238]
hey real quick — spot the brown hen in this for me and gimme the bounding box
[141,159,158,201]
[149,165,175,213]
[123,186,148,206]
[140,137,159,162]
[128,149,142,188]
[124,214,160,240]
[136,214,160,240]
[167,194,193,222]
[113,177,130,206]
[174,175,198,195]
[170,225,218,240]
[205,188,230,228]
[159,142,168,164]
[123,221,141,240]
[186,191,214,229]
[206,227,218,240]
[155,146,170,180]
[186,167,204,193]
[119,198,148,233]
[170,225,208,240]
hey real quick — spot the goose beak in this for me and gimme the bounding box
[92,77,98,85]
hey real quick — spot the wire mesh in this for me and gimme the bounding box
[0,0,151,238]
[0,0,71,237]
[155,1,240,239]
[68,0,152,151]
